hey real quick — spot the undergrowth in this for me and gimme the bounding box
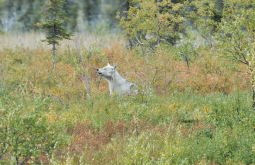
[0,34,254,164]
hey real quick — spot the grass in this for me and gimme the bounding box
[0,33,254,164]
[52,92,255,164]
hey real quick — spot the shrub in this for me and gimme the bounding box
[0,89,66,164]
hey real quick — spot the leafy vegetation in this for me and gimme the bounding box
[0,36,254,164]
[217,0,255,108]
[0,88,67,164]
[0,0,254,164]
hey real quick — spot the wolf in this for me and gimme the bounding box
[96,63,138,95]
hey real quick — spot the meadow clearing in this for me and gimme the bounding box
[0,32,254,164]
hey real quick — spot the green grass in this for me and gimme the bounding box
[1,82,254,164]
[77,92,255,165]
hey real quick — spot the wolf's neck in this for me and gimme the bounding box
[111,71,126,84]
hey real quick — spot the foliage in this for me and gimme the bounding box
[119,0,185,49]
[0,90,66,164]
[39,0,71,69]
[0,0,125,32]
[0,33,254,163]
[40,0,71,46]
[217,0,255,108]
[188,0,221,34]
[74,92,255,165]
[119,0,226,49]
[217,1,255,65]
[0,0,255,163]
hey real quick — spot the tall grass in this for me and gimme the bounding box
[0,33,254,164]
[0,32,125,51]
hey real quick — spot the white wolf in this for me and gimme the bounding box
[96,63,138,95]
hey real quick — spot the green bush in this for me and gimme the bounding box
[0,89,67,164]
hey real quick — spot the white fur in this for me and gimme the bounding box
[97,64,138,95]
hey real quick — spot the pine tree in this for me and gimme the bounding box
[40,0,71,69]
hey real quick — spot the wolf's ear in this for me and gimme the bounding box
[107,63,111,66]
[113,64,117,70]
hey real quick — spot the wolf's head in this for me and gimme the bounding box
[96,63,116,80]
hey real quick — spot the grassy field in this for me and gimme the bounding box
[0,33,254,164]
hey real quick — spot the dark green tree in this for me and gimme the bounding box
[214,0,224,22]
[18,0,45,31]
[40,0,71,69]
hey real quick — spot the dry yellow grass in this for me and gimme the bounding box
[0,32,125,51]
